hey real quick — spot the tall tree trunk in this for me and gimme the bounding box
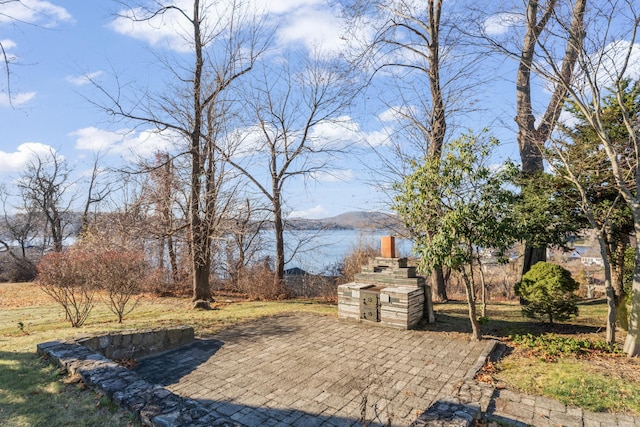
[521,245,546,274]
[426,0,445,158]
[192,256,211,302]
[50,214,63,252]
[516,0,586,277]
[610,236,629,330]
[516,0,550,277]
[515,1,548,174]
[597,232,616,344]
[426,1,448,303]
[431,268,448,301]
[478,260,487,319]
[623,224,640,356]
[190,0,210,308]
[167,235,179,287]
[191,213,212,305]
[158,237,165,270]
[273,194,285,289]
[461,266,481,340]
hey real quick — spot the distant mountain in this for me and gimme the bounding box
[286,211,403,230]
[323,211,402,229]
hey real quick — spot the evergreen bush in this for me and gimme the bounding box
[515,261,579,323]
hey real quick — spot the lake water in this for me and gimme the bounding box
[262,229,414,274]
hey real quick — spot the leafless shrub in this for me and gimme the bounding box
[143,267,191,297]
[93,250,146,323]
[37,228,149,325]
[235,263,292,300]
[75,231,150,321]
[36,250,98,327]
[336,244,379,285]
[0,253,37,282]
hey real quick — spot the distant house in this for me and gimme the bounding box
[284,267,307,276]
[567,250,582,261]
[580,248,604,267]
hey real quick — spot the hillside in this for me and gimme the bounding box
[287,211,403,230]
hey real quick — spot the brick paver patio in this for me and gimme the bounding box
[133,312,492,426]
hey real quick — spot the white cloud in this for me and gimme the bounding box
[483,13,523,36]
[0,39,18,63]
[288,204,328,219]
[308,115,394,148]
[0,91,36,107]
[378,105,417,122]
[570,40,640,96]
[230,116,370,157]
[110,0,348,58]
[309,116,366,149]
[70,127,179,159]
[260,0,325,15]
[110,0,260,53]
[0,142,56,173]
[557,109,579,129]
[65,71,103,86]
[231,115,392,154]
[0,0,72,27]
[224,124,274,159]
[109,0,194,52]
[276,5,346,58]
[597,40,640,84]
[71,127,124,152]
[0,39,16,50]
[364,127,393,147]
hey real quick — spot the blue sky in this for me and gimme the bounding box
[4,1,635,220]
[1,0,406,218]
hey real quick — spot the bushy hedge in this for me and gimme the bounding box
[515,261,579,324]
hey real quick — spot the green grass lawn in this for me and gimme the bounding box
[430,298,640,416]
[1,283,638,426]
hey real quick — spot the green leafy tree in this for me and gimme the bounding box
[394,131,520,340]
[514,172,587,255]
[544,80,639,343]
[530,0,640,355]
[515,261,579,324]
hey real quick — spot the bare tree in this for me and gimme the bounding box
[222,197,268,290]
[17,148,74,253]
[531,0,640,355]
[472,0,586,276]
[80,152,111,233]
[1,0,22,106]
[0,185,41,281]
[344,0,486,301]
[0,0,71,106]
[545,132,623,344]
[222,54,355,287]
[134,152,184,288]
[93,0,270,308]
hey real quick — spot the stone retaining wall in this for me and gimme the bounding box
[73,326,194,360]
